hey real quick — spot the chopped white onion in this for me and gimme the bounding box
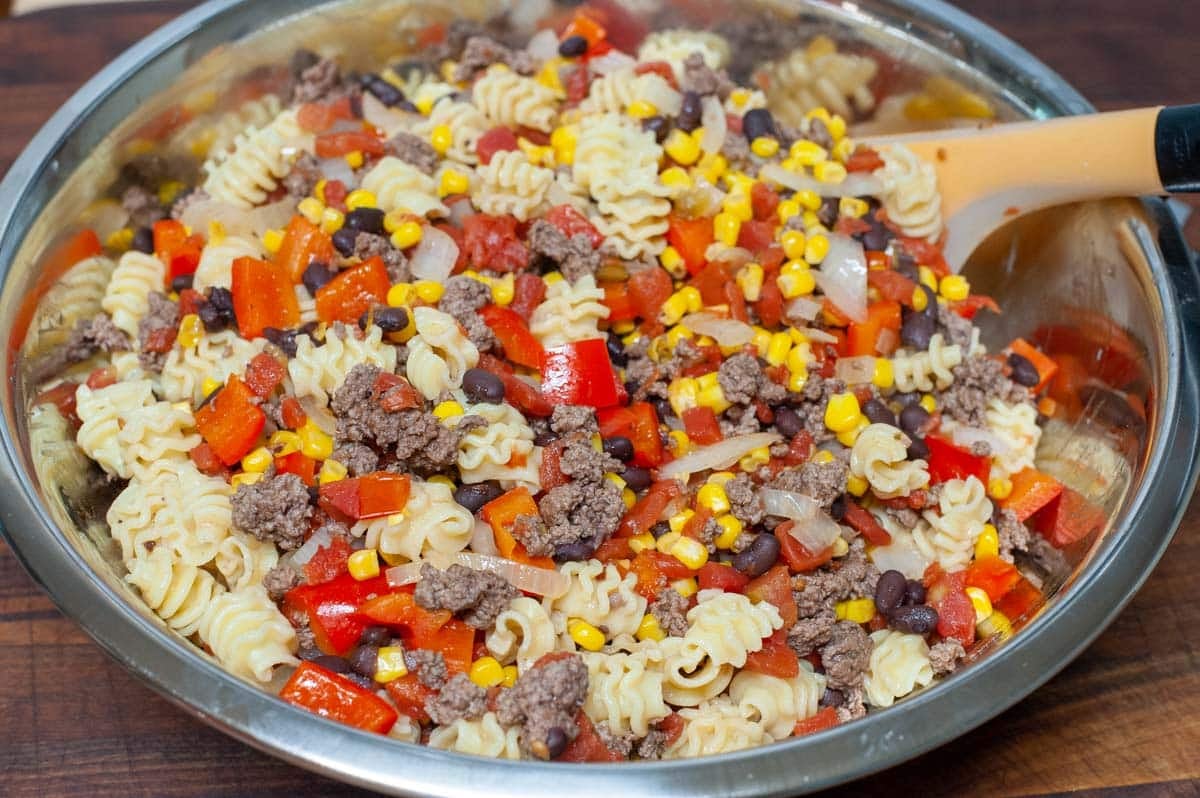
[408,224,459,282]
[361,93,418,138]
[298,395,337,435]
[785,296,822,322]
[813,234,868,323]
[287,526,333,568]
[869,535,931,580]
[642,77,682,117]
[704,242,754,266]
[835,355,877,385]
[590,51,636,75]
[759,163,883,198]
[700,95,727,154]
[80,200,130,242]
[526,28,561,61]
[658,432,782,479]
[470,517,501,557]
[181,197,291,240]
[388,552,569,598]
[838,172,885,197]
[318,157,359,190]
[681,312,755,347]
[385,561,424,587]
[759,163,823,194]
[759,488,843,553]
[795,327,839,344]
[949,424,1011,455]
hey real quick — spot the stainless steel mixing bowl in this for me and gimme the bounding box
[1,1,1198,794]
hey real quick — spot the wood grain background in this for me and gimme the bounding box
[0,2,1197,796]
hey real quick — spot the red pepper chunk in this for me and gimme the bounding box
[745,565,798,626]
[280,661,398,734]
[360,591,451,641]
[1001,467,1064,521]
[541,339,623,409]
[681,406,723,445]
[275,215,335,282]
[194,375,265,465]
[479,305,546,370]
[666,215,714,275]
[840,501,892,546]
[775,522,835,573]
[845,300,901,357]
[743,629,799,678]
[1031,486,1106,548]
[510,272,547,321]
[303,534,352,585]
[965,556,1022,602]
[924,435,990,485]
[385,673,436,723]
[153,219,203,283]
[231,256,300,340]
[481,487,555,569]
[314,130,386,158]
[793,707,840,737]
[597,401,663,467]
[315,256,390,325]
[275,450,317,487]
[318,472,411,521]
[283,573,391,654]
[697,562,749,593]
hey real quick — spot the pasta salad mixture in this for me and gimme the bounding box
[29,5,1096,762]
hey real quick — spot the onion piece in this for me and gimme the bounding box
[642,77,682,117]
[590,51,636,75]
[79,199,130,243]
[318,157,359,190]
[388,552,569,598]
[361,93,418,138]
[949,424,1011,455]
[869,535,931,580]
[785,296,822,322]
[470,517,501,557]
[385,561,424,587]
[287,526,333,568]
[795,327,839,344]
[759,487,843,553]
[181,197,292,240]
[700,95,727,154]
[298,395,337,435]
[813,234,868,323]
[835,355,877,385]
[704,242,754,267]
[526,28,560,61]
[658,432,782,479]
[681,312,755,347]
[838,172,885,197]
[408,224,459,282]
[759,163,883,198]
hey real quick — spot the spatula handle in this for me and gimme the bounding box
[1157,104,1200,193]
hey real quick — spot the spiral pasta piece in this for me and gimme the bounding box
[74,379,157,478]
[404,307,478,400]
[355,479,474,563]
[361,156,448,218]
[101,251,166,338]
[529,274,610,348]
[850,423,929,499]
[126,548,224,637]
[202,109,310,208]
[914,476,992,571]
[863,630,933,708]
[428,712,522,759]
[580,648,671,736]
[198,584,298,682]
[471,150,555,221]
[890,334,962,394]
[486,596,558,671]
[985,398,1041,478]
[192,234,261,293]
[876,144,943,241]
[471,66,558,132]
[727,665,826,740]
[288,325,398,405]
[452,400,541,489]
[160,329,265,404]
[546,560,648,641]
[663,697,772,758]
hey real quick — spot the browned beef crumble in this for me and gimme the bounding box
[720,132,754,172]
[820,621,872,691]
[928,639,966,675]
[680,52,734,99]
[648,588,689,638]
[536,479,625,554]
[557,434,621,484]
[769,458,848,509]
[438,274,495,352]
[414,563,518,629]
[262,562,302,601]
[453,35,537,81]
[283,152,323,199]
[231,472,314,551]
[496,654,589,759]
[405,648,449,689]
[996,508,1031,563]
[787,607,836,657]
[385,132,440,175]
[425,673,488,725]
[725,473,764,526]
[938,309,975,350]
[938,355,1026,427]
[625,338,707,402]
[423,19,488,65]
[636,728,668,759]
[595,722,636,757]
[836,686,867,723]
[526,220,600,283]
[291,57,345,104]
[549,405,597,436]
[64,313,129,363]
[792,376,846,442]
[331,441,379,477]
[121,185,165,229]
[353,231,410,284]
[137,292,180,372]
[719,404,763,438]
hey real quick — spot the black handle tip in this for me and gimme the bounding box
[1156,104,1200,193]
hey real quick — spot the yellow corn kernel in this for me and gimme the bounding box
[696,483,731,515]
[785,191,817,214]
[728,88,753,108]
[733,262,764,302]
[320,207,344,235]
[832,137,856,163]
[671,536,709,570]
[839,197,869,219]
[568,618,606,651]
[978,609,1013,640]
[299,422,334,460]
[238,446,273,475]
[965,587,994,624]
[775,229,805,261]
[671,577,699,598]
[346,548,381,581]
[723,192,753,223]
[313,178,328,203]
[388,220,424,251]
[318,458,348,485]
[751,326,772,358]
[489,273,515,306]
[836,415,870,447]
[665,509,695,538]
[846,473,870,497]
[678,286,702,314]
[664,128,701,165]
[659,291,690,326]
[297,196,325,225]
[764,331,793,367]
[157,180,185,206]
[176,313,203,349]
[345,190,378,212]
[427,475,456,491]
[988,477,1014,501]
[917,265,938,291]
[626,99,658,119]
[261,228,284,255]
[787,139,827,166]
[468,656,506,688]
[696,152,727,183]
[413,280,444,304]
[697,381,731,414]
[543,270,564,286]
[231,472,264,489]
[825,392,862,432]
[911,285,929,312]
[975,523,1001,560]
[787,369,809,393]
[824,113,848,141]
[550,124,577,165]
[667,377,698,416]
[665,324,694,350]
[629,532,656,554]
[919,394,937,414]
[739,445,771,472]
[439,168,470,197]
[387,283,414,308]
[622,488,637,509]
[804,233,831,265]
[813,160,847,184]
[812,449,836,465]
[777,198,801,224]
[612,320,636,335]
[750,136,780,158]
[831,536,850,557]
[200,377,222,398]
[668,430,692,457]
[536,57,565,91]
[713,514,743,549]
[517,137,553,167]
[835,597,876,623]
[501,664,520,688]
[660,166,693,191]
[777,270,816,300]
[785,345,809,376]
[430,124,453,155]
[872,358,895,390]
[940,274,970,302]
[433,400,464,421]
[344,150,365,170]
[636,613,667,643]
[659,245,687,278]
[374,646,409,683]
[269,430,302,456]
[713,212,741,248]
[105,227,134,252]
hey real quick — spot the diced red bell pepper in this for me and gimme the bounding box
[617,480,680,537]
[994,575,1042,620]
[736,219,776,258]
[541,339,623,409]
[318,472,412,521]
[479,305,547,370]
[627,265,673,320]
[560,710,624,762]
[793,706,840,736]
[462,214,529,272]
[275,215,335,283]
[924,435,989,485]
[560,8,607,49]
[384,673,436,723]
[1008,338,1059,393]
[280,661,398,734]
[314,129,386,158]
[86,365,118,390]
[845,147,886,173]
[188,442,225,476]
[634,60,677,89]
[422,619,476,675]
[1001,467,1064,522]
[283,573,391,654]
[601,281,636,322]
[244,352,285,398]
[745,564,799,627]
[510,272,547,321]
[840,502,892,546]
[598,401,663,467]
[845,300,902,357]
[476,126,520,165]
[545,204,603,249]
[479,359,555,417]
[775,522,835,573]
[315,256,390,325]
[965,556,1021,603]
[322,180,348,212]
[296,98,355,133]
[666,214,714,275]
[1031,486,1106,548]
[697,562,749,593]
[280,396,307,429]
[359,590,451,641]
[231,256,300,340]
[194,375,265,465]
[275,450,317,487]
[480,487,554,568]
[178,288,206,317]
[953,294,1002,320]
[681,406,723,445]
[303,534,353,585]
[592,536,633,563]
[153,219,203,283]
[743,628,799,678]
[867,268,917,305]
[896,237,950,278]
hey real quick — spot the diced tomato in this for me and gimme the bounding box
[35,382,81,426]
[462,214,529,272]
[274,215,335,283]
[627,265,673,319]
[177,288,205,317]
[666,214,714,275]
[479,305,546,370]
[153,219,203,283]
[296,98,354,133]
[867,268,918,306]
[840,502,892,546]
[628,551,693,602]
[560,710,624,762]
[283,572,391,654]
[275,450,317,486]
[564,64,592,105]
[280,661,397,734]
[475,126,520,165]
[924,435,989,485]
[384,673,436,723]
[375,372,423,412]
[750,181,780,221]
[315,256,390,325]
[85,365,118,389]
[1008,338,1059,393]
[601,281,636,322]
[736,219,775,257]
[510,272,547,321]
[592,536,633,563]
[965,556,1021,602]
[793,707,840,736]
[598,401,663,467]
[681,406,723,445]
[617,480,680,537]
[775,522,835,573]
[845,146,886,173]
[194,375,265,465]
[539,439,568,492]
[744,628,799,678]
[231,256,300,340]
[756,275,785,329]
[1001,467,1064,522]
[896,237,950,277]
[322,180,348,212]
[1031,486,1106,548]
[697,562,749,593]
[243,352,285,398]
[314,130,386,158]
[545,204,603,248]
[280,396,307,429]
[188,442,224,476]
[541,339,624,408]
[634,60,677,88]
[303,534,353,585]
[995,575,1042,620]
[937,584,976,646]
[481,487,541,557]
[745,565,798,626]
[688,261,732,307]
[359,591,450,640]
[953,294,1002,320]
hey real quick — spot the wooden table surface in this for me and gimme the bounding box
[1,2,1197,796]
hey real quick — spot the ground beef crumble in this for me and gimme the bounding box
[680,52,734,98]
[928,639,966,675]
[996,508,1031,563]
[452,35,536,81]
[405,649,449,689]
[717,353,786,405]
[137,291,179,372]
[820,621,872,691]
[65,313,129,362]
[438,274,495,351]
[769,458,848,509]
[414,563,518,629]
[262,562,301,601]
[725,473,764,526]
[121,185,165,229]
[649,588,690,637]
[426,673,488,725]
[385,132,440,175]
[549,405,597,436]
[231,472,314,551]
[836,686,867,724]
[787,607,836,656]
[291,57,346,104]
[636,729,668,760]
[938,355,1026,427]
[353,232,410,284]
[596,722,636,757]
[496,654,589,759]
[283,152,322,199]
[527,220,600,283]
[791,376,846,442]
[536,480,625,555]
[331,441,379,477]
[557,434,621,484]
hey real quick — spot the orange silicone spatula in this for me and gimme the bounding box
[863,104,1199,268]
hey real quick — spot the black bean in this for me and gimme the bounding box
[649,521,671,539]
[677,91,703,132]
[262,327,299,358]
[363,74,405,107]
[372,306,410,333]
[545,726,569,759]
[652,397,674,420]
[641,115,670,143]
[774,406,802,438]
[894,251,918,281]
[918,285,939,321]
[298,645,324,661]
[311,654,352,674]
[900,310,936,349]
[602,435,634,462]
[898,403,930,436]
[732,533,780,578]
[606,333,627,367]
[345,207,386,235]
[862,398,897,427]
[558,34,588,57]
[462,367,506,403]
[906,436,929,461]
[874,570,908,613]
[198,299,228,332]
[332,227,358,257]
[359,625,392,646]
[554,540,595,561]
[1008,353,1040,387]
[131,226,155,254]
[344,672,376,691]
[742,108,777,142]
[348,645,379,678]
[290,48,320,77]
[890,604,939,634]
[904,579,926,606]
[817,197,839,228]
[621,465,652,492]
[170,273,194,293]
[862,218,892,252]
[819,688,845,708]
[829,494,847,521]
[453,480,505,513]
[534,429,559,447]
